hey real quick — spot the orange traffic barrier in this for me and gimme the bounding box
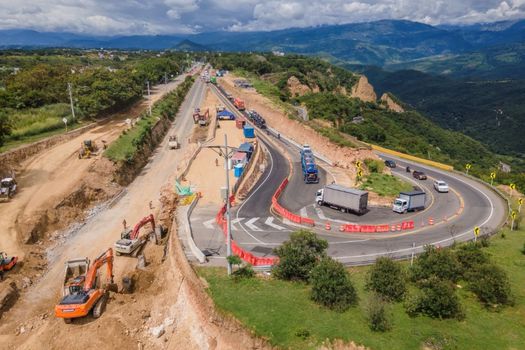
[391,225,396,232]
[325,222,331,230]
[428,217,434,225]
[396,224,402,231]
[376,225,390,233]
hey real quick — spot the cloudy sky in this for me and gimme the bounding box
[0,0,524,35]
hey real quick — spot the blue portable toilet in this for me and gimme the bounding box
[234,164,244,178]
[243,125,255,138]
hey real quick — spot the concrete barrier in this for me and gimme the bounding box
[179,195,207,263]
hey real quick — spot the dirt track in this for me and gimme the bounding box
[0,77,208,349]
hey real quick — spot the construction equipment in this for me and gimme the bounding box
[0,177,17,201]
[78,140,97,159]
[114,214,160,256]
[168,135,179,149]
[55,248,117,323]
[0,252,18,275]
[192,108,210,126]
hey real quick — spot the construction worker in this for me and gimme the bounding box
[149,201,153,209]
[215,158,219,167]
[122,219,127,230]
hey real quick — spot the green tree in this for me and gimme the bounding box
[411,246,462,283]
[467,263,513,308]
[406,277,464,320]
[366,257,407,302]
[366,295,392,332]
[455,242,490,277]
[309,257,357,311]
[0,110,12,146]
[273,230,328,281]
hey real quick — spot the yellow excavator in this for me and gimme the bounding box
[55,248,117,323]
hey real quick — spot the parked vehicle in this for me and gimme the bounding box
[217,110,235,120]
[413,171,427,180]
[433,180,449,193]
[300,145,319,184]
[168,136,179,149]
[393,191,426,213]
[0,177,17,201]
[384,160,396,168]
[316,184,368,214]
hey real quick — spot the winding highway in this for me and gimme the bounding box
[190,83,508,265]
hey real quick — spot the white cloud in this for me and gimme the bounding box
[0,0,523,34]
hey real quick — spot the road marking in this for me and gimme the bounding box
[300,206,308,218]
[203,218,215,229]
[314,205,349,224]
[265,217,286,231]
[231,218,242,231]
[245,217,263,231]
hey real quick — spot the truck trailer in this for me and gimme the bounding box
[300,145,319,184]
[316,184,368,214]
[392,191,426,213]
[233,98,245,111]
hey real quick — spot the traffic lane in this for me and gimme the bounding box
[234,132,288,218]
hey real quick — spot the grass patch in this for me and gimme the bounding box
[198,227,525,349]
[360,173,413,197]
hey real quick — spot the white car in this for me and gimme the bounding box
[434,180,449,193]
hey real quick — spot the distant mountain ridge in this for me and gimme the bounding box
[1,19,524,66]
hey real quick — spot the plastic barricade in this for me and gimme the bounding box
[341,224,361,232]
[376,225,390,233]
[360,225,377,233]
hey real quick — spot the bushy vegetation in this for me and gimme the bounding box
[406,277,465,320]
[365,295,392,332]
[0,50,191,149]
[104,76,194,162]
[309,257,357,311]
[467,263,514,308]
[273,230,328,281]
[0,110,11,146]
[366,257,406,302]
[410,245,463,283]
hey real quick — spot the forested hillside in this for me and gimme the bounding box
[209,53,504,179]
[359,66,525,158]
[0,50,191,147]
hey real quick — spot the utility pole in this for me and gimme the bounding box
[146,81,152,116]
[202,136,238,275]
[67,83,76,121]
[224,134,232,275]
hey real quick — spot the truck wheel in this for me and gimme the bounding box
[317,201,322,206]
[340,208,346,213]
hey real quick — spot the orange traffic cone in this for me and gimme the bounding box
[325,222,331,230]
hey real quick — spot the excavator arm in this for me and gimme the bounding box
[84,248,114,292]
[129,214,155,240]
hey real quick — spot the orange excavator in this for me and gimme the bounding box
[0,252,18,277]
[55,248,117,323]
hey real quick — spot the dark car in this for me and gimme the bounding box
[384,160,396,168]
[413,171,427,180]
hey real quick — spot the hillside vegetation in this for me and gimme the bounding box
[0,50,191,148]
[210,53,504,181]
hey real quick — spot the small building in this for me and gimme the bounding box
[243,125,255,138]
[238,142,254,160]
[352,116,364,124]
[499,162,511,173]
[235,117,246,129]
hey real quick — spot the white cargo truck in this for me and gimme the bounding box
[392,191,426,213]
[316,184,368,214]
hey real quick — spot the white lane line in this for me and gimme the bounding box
[265,217,286,231]
[203,218,215,229]
[245,217,263,231]
[314,205,349,224]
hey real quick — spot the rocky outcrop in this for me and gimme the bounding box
[351,75,377,103]
[287,76,311,97]
[380,93,404,113]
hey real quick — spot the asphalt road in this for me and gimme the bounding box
[190,82,508,265]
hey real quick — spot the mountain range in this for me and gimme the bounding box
[1,19,524,66]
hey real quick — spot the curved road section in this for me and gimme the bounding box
[192,84,507,265]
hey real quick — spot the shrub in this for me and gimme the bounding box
[406,277,464,320]
[364,158,385,173]
[521,242,525,255]
[273,230,328,281]
[467,263,513,308]
[455,242,490,277]
[411,245,462,283]
[366,257,407,301]
[309,257,357,311]
[232,265,256,281]
[366,295,392,332]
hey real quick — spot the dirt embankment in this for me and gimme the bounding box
[287,76,312,97]
[219,74,380,183]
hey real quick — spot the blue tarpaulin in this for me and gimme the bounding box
[217,110,235,120]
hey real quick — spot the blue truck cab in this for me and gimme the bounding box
[300,145,319,184]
